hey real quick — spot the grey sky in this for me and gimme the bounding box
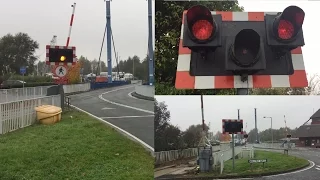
[155,95,320,134]
[0,0,155,66]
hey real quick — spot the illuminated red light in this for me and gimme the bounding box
[278,20,294,40]
[192,20,214,40]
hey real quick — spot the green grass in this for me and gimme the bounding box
[0,110,153,180]
[200,150,309,178]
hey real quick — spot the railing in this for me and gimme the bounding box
[0,86,55,103]
[154,143,233,165]
[0,95,61,134]
[154,148,198,165]
[254,143,296,149]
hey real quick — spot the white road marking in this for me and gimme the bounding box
[316,168,320,170]
[100,115,154,119]
[128,91,139,99]
[70,104,154,153]
[265,160,315,177]
[99,86,154,114]
[101,107,115,110]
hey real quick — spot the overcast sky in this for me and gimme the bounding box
[155,95,320,134]
[238,0,319,79]
[0,0,155,66]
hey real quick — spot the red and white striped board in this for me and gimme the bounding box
[175,11,308,89]
[222,119,244,135]
[45,45,76,66]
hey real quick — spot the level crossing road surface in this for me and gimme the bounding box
[68,85,154,149]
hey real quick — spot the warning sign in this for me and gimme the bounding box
[54,65,68,77]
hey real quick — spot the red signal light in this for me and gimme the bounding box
[186,5,215,42]
[273,6,305,41]
[192,20,214,40]
[277,20,294,40]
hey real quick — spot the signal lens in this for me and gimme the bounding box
[192,20,214,40]
[60,56,66,61]
[278,20,294,40]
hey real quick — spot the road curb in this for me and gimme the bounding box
[131,91,154,101]
[156,153,311,180]
[69,105,155,157]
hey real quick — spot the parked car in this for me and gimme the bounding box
[0,80,26,89]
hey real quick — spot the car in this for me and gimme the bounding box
[0,80,26,89]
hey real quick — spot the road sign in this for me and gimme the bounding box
[175,8,307,89]
[54,65,68,78]
[20,67,26,75]
[222,119,244,134]
[46,45,76,66]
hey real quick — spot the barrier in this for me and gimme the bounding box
[90,81,130,90]
[135,85,154,99]
[154,148,198,165]
[0,95,61,134]
[63,83,90,94]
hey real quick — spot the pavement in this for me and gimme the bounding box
[68,85,154,150]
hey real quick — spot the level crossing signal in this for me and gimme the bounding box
[182,5,305,80]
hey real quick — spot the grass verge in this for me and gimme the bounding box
[0,110,153,180]
[199,150,309,178]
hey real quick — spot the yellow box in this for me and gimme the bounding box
[35,105,62,125]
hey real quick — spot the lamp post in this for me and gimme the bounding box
[263,116,273,147]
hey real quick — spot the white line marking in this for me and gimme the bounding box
[316,168,320,170]
[101,107,115,110]
[99,86,154,114]
[265,160,315,177]
[100,115,154,119]
[70,104,154,153]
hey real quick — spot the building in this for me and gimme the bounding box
[296,109,320,147]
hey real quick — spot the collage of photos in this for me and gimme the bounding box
[0,0,319,180]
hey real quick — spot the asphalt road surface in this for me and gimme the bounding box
[69,85,154,149]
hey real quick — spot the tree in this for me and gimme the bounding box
[220,133,231,142]
[0,32,39,76]
[154,100,173,151]
[155,1,243,94]
[113,55,148,81]
[182,124,209,148]
[35,61,50,76]
[306,74,320,95]
[78,56,91,75]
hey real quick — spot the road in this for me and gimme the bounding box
[69,85,154,150]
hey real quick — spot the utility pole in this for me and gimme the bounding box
[255,108,259,143]
[147,0,154,85]
[105,0,112,83]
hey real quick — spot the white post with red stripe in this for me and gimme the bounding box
[66,3,76,47]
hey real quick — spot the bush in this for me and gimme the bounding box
[2,82,56,89]
[9,75,53,83]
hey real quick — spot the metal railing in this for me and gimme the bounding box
[0,86,55,103]
[0,95,61,134]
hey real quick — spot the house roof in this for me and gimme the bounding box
[296,124,320,137]
[310,109,320,119]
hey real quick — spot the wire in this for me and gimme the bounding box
[110,27,121,77]
[98,22,107,75]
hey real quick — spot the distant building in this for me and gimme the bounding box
[296,109,320,147]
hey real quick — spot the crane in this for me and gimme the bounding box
[50,35,57,46]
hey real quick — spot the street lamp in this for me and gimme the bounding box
[263,116,273,147]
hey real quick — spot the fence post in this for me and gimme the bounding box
[59,85,65,110]
[0,104,2,134]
